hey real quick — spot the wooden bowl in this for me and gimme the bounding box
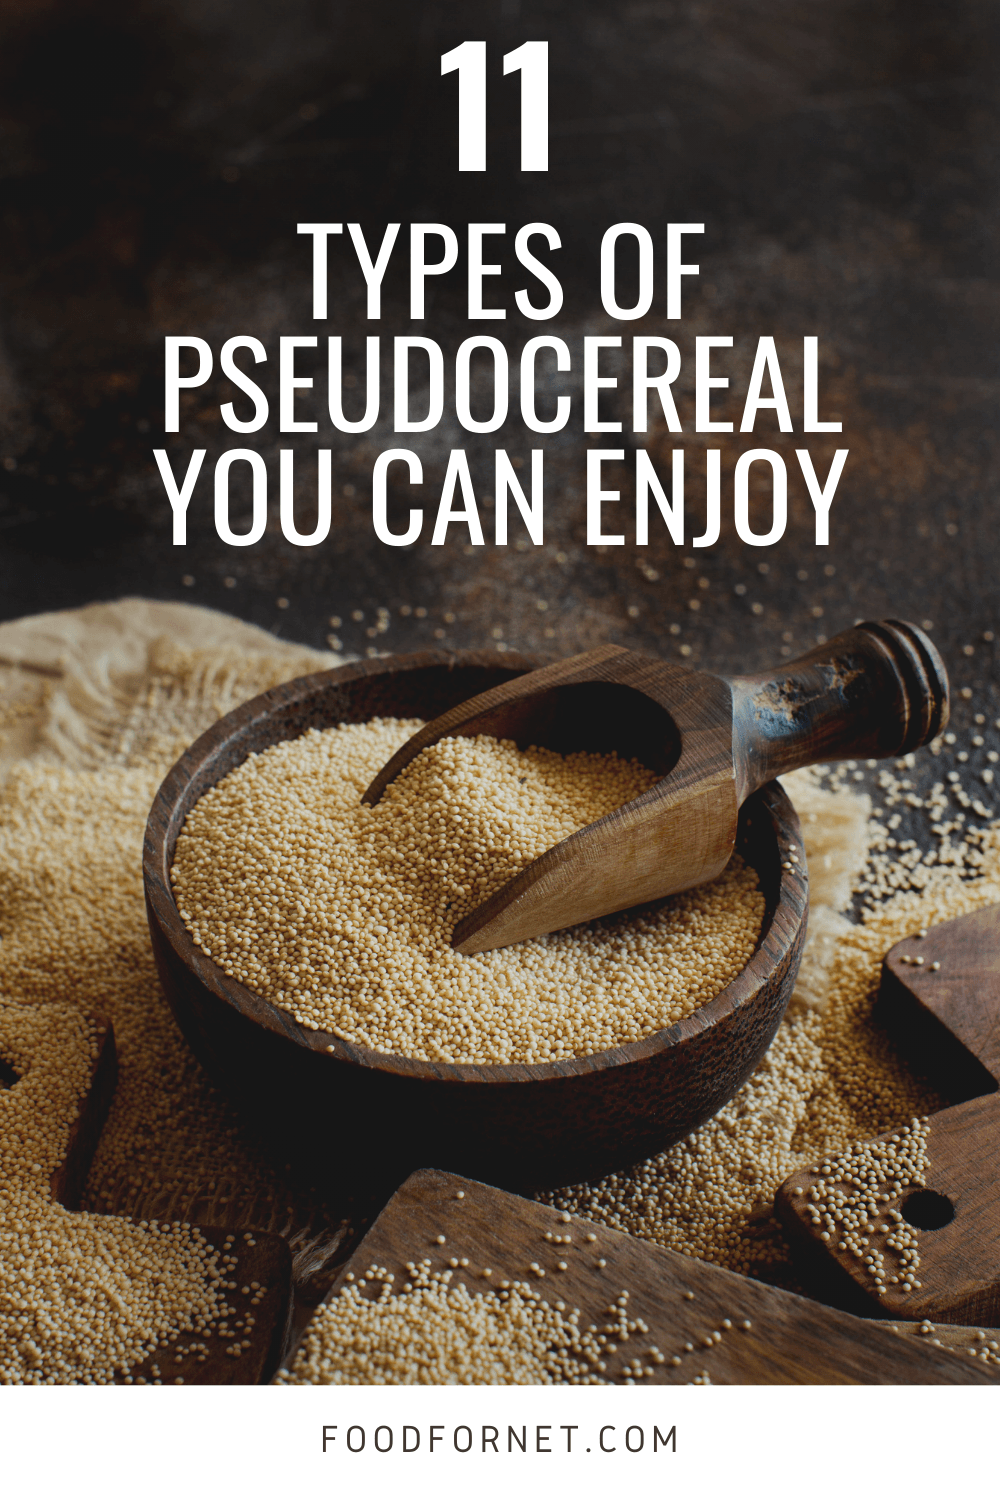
[143,651,808,1190]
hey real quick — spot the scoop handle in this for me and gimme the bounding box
[725,619,950,800]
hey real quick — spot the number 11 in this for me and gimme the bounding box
[441,41,548,172]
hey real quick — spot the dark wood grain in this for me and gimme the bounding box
[776,904,1000,1326]
[877,1318,1000,1370]
[143,650,808,1190]
[360,622,946,953]
[277,1168,996,1385]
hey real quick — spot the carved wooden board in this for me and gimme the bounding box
[120,1228,292,1386]
[279,1168,996,1384]
[1,1013,293,1385]
[776,905,1000,1327]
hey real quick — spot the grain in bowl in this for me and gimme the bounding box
[170,718,764,1066]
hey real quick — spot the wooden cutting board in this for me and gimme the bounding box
[278,1167,997,1384]
[119,1227,292,1386]
[12,1015,293,1385]
[775,904,1000,1327]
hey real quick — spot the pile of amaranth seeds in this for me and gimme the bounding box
[0,628,354,1384]
[0,1003,225,1384]
[170,721,764,1066]
[277,1259,623,1386]
[276,1254,733,1387]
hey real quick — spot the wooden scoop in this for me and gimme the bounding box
[363,620,948,954]
[776,905,1000,1327]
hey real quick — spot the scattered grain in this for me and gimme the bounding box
[277,1260,645,1385]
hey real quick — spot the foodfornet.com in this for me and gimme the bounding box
[321,1422,677,1454]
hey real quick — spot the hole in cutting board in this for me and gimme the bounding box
[901,1189,955,1231]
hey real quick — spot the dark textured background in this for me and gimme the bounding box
[0,0,996,698]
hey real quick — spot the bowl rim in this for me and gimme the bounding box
[143,648,807,1088]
